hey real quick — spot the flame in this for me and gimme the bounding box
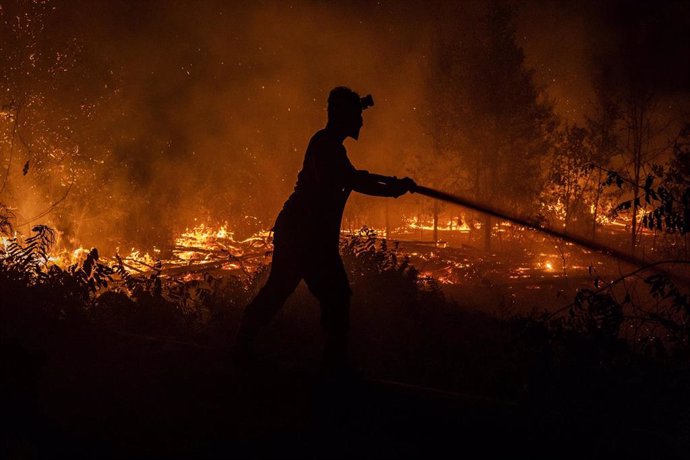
[1,235,13,250]
[404,215,471,234]
[2,208,636,288]
[119,247,158,269]
[2,221,272,279]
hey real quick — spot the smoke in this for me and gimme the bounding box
[515,0,690,122]
[2,0,689,251]
[2,1,435,250]
[88,1,437,249]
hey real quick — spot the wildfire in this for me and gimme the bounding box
[1,234,14,250]
[404,215,472,234]
[48,247,92,267]
[0,221,273,280]
[117,248,159,271]
[2,210,635,291]
[107,223,273,274]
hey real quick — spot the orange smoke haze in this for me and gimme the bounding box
[1,0,688,253]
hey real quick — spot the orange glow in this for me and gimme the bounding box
[0,210,645,288]
[404,215,472,234]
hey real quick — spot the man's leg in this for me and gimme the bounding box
[305,255,352,371]
[234,244,301,361]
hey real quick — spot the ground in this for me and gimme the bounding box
[4,285,689,459]
[2,230,689,459]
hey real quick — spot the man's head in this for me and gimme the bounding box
[327,86,373,140]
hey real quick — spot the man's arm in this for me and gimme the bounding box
[309,135,415,197]
[351,170,416,198]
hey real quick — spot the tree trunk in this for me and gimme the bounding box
[631,119,642,256]
[483,215,491,251]
[631,115,641,255]
[385,201,390,241]
[629,100,649,257]
[592,170,601,241]
[473,155,481,244]
[418,202,423,240]
[432,200,439,246]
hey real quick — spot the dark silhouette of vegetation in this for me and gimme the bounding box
[598,124,690,259]
[2,222,690,457]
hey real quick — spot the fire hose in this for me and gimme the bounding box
[411,184,687,279]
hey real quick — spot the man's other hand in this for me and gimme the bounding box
[400,177,417,193]
[390,176,417,197]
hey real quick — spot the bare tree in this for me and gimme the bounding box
[426,2,555,250]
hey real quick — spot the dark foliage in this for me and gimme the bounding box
[607,124,690,235]
[2,225,690,458]
[341,226,443,302]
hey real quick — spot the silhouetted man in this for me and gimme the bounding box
[235,87,415,372]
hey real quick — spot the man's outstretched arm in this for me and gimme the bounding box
[351,170,416,198]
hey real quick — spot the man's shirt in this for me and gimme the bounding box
[279,128,356,246]
[276,127,401,249]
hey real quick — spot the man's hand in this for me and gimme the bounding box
[390,176,417,197]
[400,177,417,194]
